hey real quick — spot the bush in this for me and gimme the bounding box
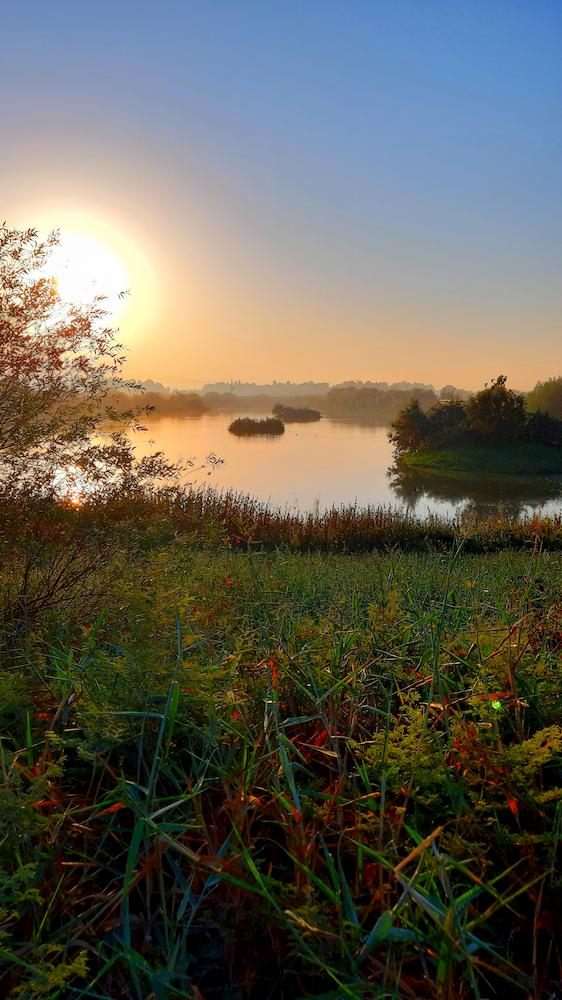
[464,375,526,444]
[390,376,562,457]
[228,417,285,436]
[272,404,321,422]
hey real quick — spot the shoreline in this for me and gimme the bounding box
[403,443,562,477]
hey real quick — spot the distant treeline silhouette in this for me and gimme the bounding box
[323,385,439,421]
[201,391,323,413]
[109,389,208,418]
[203,380,330,396]
[200,385,466,421]
[120,377,562,427]
[143,386,447,422]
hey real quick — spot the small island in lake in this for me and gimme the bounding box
[229,416,285,436]
[272,404,321,422]
[390,375,562,476]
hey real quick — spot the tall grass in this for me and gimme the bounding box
[2,543,562,997]
[151,484,562,553]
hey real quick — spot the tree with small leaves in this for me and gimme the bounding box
[0,225,180,623]
[0,224,175,498]
[464,375,526,445]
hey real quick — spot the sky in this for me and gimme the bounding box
[2,0,562,390]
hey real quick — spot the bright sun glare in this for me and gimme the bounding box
[49,232,130,316]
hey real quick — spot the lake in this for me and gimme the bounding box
[132,413,562,519]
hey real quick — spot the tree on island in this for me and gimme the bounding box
[526,376,562,421]
[388,399,432,454]
[389,375,562,457]
[463,375,526,444]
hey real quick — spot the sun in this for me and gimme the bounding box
[48,232,130,316]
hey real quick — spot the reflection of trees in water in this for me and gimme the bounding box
[389,463,562,519]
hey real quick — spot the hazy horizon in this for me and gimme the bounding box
[3,2,561,388]
[139,375,541,395]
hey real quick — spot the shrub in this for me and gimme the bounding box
[390,376,562,456]
[272,404,321,422]
[228,417,285,436]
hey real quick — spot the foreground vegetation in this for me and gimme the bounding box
[3,225,562,1000]
[2,522,562,999]
[124,486,562,553]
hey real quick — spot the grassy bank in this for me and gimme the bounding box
[404,443,562,476]
[2,539,562,998]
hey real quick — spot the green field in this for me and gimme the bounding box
[404,443,562,476]
[2,532,562,998]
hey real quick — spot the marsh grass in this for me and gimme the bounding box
[153,485,562,553]
[1,539,562,998]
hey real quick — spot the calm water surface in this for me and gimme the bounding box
[133,413,562,519]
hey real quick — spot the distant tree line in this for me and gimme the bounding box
[186,390,326,414]
[108,388,208,418]
[118,378,562,433]
[526,377,562,421]
[324,385,439,421]
[114,379,473,422]
[203,380,330,397]
[390,376,562,455]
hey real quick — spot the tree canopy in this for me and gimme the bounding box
[389,376,562,456]
[526,377,562,421]
[0,225,174,498]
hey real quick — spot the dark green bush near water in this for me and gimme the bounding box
[390,376,562,458]
[525,410,562,448]
[229,417,285,436]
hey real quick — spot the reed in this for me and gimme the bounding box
[152,484,562,553]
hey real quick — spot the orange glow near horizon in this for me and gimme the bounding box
[20,205,558,394]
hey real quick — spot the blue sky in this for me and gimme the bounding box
[2,1,561,387]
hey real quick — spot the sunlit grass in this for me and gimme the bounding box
[2,540,562,997]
